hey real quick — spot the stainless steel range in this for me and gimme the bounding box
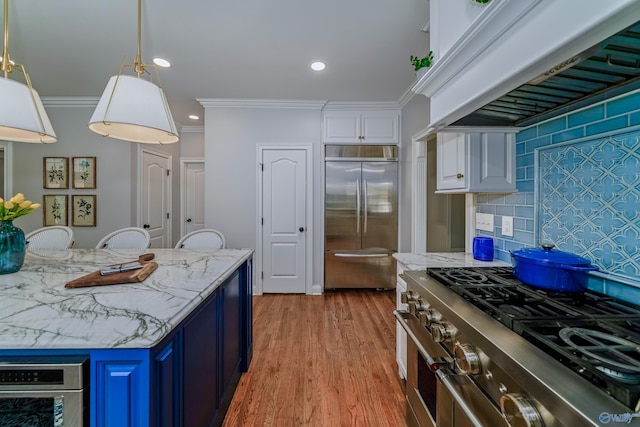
[395,267,640,427]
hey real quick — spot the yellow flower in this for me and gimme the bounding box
[0,193,39,221]
[11,193,24,204]
[4,201,14,209]
[30,203,41,210]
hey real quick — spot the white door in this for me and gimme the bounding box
[181,160,205,236]
[261,148,308,293]
[140,148,171,248]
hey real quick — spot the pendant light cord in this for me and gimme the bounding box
[2,0,13,77]
[133,0,144,76]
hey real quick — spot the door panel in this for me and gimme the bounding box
[141,150,171,248]
[324,252,395,289]
[361,161,398,251]
[262,149,307,293]
[324,161,362,251]
[184,162,205,235]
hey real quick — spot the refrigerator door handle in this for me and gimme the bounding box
[363,179,368,234]
[356,179,361,234]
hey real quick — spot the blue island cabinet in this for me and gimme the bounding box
[91,259,252,427]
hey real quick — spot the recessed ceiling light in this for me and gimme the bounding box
[188,115,199,120]
[153,57,171,68]
[311,61,326,71]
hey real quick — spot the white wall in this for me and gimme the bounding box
[430,0,485,59]
[10,101,186,248]
[399,96,429,253]
[203,106,323,286]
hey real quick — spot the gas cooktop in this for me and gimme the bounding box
[427,267,640,409]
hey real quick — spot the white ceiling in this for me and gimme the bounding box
[5,0,430,127]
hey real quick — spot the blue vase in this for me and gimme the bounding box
[0,220,26,274]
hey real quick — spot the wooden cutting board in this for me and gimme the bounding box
[65,253,158,289]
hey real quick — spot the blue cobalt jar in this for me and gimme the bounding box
[473,236,494,261]
[0,220,26,274]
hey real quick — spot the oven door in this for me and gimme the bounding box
[0,390,87,426]
[396,310,506,427]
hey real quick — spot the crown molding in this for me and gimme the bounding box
[198,99,327,109]
[322,101,402,110]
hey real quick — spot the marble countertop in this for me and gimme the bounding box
[0,248,253,350]
[393,252,510,270]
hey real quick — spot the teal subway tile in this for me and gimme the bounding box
[496,205,515,216]
[585,116,628,136]
[603,281,640,305]
[513,230,534,245]
[552,128,584,144]
[525,219,534,232]
[586,276,605,293]
[495,249,511,262]
[517,180,534,192]
[526,166,535,179]
[538,117,566,136]
[516,127,537,142]
[513,217,526,231]
[526,193,535,204]
[517,153,534,168]
[631,111,640,126]
[515,205,534,219]
[516,168,526,180]
[505,193,526,205]
[479,205,497,215]
[607,91,640,117]
[486,194,506,204]
[516,141,526,156]
[525,136,551,153]
[476,194,488,204]
[568,105,604,127]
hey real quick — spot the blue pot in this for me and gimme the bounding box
[510,244,598,292]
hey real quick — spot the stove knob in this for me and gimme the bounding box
[453,343,482,375]
[418,308,442,327]
[431,322,458,343]
[400,290,419,304]
[500,393,544,427]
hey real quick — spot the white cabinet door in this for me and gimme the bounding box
[436,130,516,193]
[322,110,399,144]
[323,111,361,143]
[436,132,467,190]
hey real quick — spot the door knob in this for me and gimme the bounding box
[143,224,150,229]
[186,218,192,223]
[299,227,305,232]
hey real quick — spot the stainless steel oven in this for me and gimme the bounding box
[0,357,89,427]
[395,310,505,427]
[397,267,640,427]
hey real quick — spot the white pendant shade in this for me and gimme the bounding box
[89,75,179,144]
[0,77,56,143]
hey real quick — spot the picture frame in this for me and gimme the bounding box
[43,157,69,189]
[72,157,96,189]
[43,194,69,226]
[72,195,96,227]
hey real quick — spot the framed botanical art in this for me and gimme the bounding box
[43,157,69,189]
[72,195,96,227]
[72,157,96,189]
[43,194,69,226]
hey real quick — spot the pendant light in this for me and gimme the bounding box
[0,0,56,143]
[89,0,178,144]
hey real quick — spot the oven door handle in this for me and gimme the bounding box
[435,369,486,427]
[394,310,446,372]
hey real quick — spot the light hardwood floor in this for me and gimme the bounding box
[222,290,407,427]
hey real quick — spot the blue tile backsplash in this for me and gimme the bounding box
[476,88,640,303]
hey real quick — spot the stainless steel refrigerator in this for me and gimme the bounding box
[324,145,398,289]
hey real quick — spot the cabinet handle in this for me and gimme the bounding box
[456,173,464,179]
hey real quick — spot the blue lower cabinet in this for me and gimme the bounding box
[90,259,253,427]
[92,349,150,427]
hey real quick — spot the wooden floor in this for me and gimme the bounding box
[222,289,407,427]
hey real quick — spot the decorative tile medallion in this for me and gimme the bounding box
[537,130,640,280]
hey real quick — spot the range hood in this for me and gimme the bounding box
[453,21,640,127]
[414,0,640,132]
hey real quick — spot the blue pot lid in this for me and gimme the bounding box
[511,244,593,267]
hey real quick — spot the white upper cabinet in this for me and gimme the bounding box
[322,110,400,144]
[436,129,516,193]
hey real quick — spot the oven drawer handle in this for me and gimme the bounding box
[435,369,486,427]
[394,310,443,372]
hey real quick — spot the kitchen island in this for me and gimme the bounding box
[0,248,253,427]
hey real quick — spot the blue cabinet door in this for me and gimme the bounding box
[221,269,241,396]
[92,349,150,427]
[183,290,219,426]
[152,339,179,427]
